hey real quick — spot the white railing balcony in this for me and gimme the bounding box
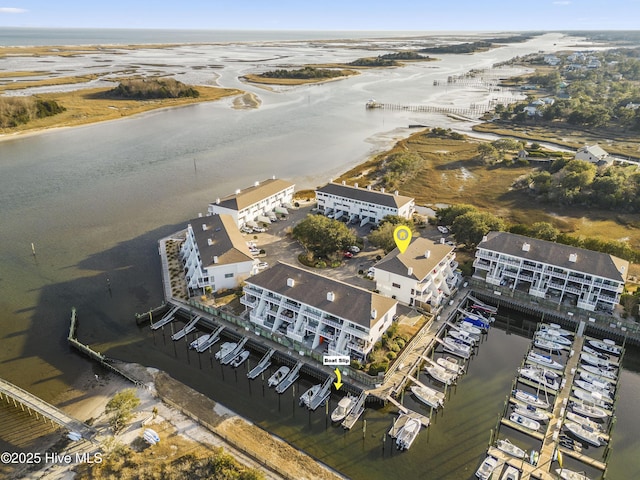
[328,344,349,357]
[240,295,258,308]
[486,274,502,285]
[322,317,343,330]
[302,308,322,320]
[473,259,491,270]
[565,285,581,295]
[577,300,596,311]
[529,287,546,298]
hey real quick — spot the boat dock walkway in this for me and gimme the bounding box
[342,391,368,430]
[171,315,201,341]
[247,348,275,380]
[0,377,97,442]
[307,375,334,411]
[276,361,303,394]
[388,411,430,438]
[220,337,248,365]
[151,305,181,330]
[196,325,224,353]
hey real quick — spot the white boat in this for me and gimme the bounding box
[443,336,472,359]
[555,468,591,480]
[580,363,617,381]
[215,342,237,360]
[518,367,560,391]
[299,384,321,408]
[475,455,499,480]
[573,380,613,399]
[189,333,211,350]
[411,385,445,409]
[583,345,612,362]
[437,356,465,375]
[534,337,567,352]
[578,371,614,389]
[395,417,421,451]
[230,350,250,368]
[564,421,606,447]
[268,366,290,387]
[541,323,573,336]
[513,389,551,409]
[143,428,160,445]
[526,352,564,371]
[501,465,520,480]
[448,329,477,346]
[571,400,609,419]
[565,411,604,432]
[572,388,611,409]
[535,331,572,346]
[580,352,616,369]
[425,363,457,385]
[514,403,548,422]
[67,431,82,442]
[457,321,482,337]
[495,438,526,459]
[331,395,355,423]
[589,338,622,356]
[509,412,540,431]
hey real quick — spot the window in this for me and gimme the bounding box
[392,282,401,289]
[224,273,234,279]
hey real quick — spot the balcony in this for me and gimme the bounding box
[302,308,322,321]
[240,295,258,308]
[322,316,344,330]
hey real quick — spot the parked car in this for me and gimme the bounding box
[257,262,269,270]
[437,226,449,234]
[253,227,267,233]
[343,251,353,259]
[348,246,360,253]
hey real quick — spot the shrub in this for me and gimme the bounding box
[315,260,327,268]
[367,361,388,376]
[386,351,397,360]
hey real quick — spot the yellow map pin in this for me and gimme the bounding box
[393,225,412,254]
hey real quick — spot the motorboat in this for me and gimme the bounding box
[580,363,617,381]
[214,342,237,360]
[448,328,477,346]
[143,428,160,445]
[299,384,321,408]
[456,321,482,338]
[475,455,498,480]
[443,336,472,359]
[518,367,560,391]
[513,389,551,409]
[509,412,540,431]
[535,331,572,346]
[462,316,490,332]
[230,350,250,368]
[189,333,211,350]
[580,352,616,369]
[526,352,564,371]
[513,403,548,422]
[540,323,573,336]
[534,337,567,352]
[570,400,609,420]
[411,385,445,409]
[395,417,421,451]
[331,395,355,423]
[500,465,520,480]
[572,388,611,409]
[555,468,591,480]
[583,345,612,362]
[425,363,457,385]
[437,356,465,375]
[469,301,498,315]
[495,438,526,459]
[573,380,613,399]
[566,411,604,432]
[578,371,614,389]
[588,338,621,356]
[564,421,606,447]
[268,366,290,387]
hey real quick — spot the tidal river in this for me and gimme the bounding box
[1,32,638,479]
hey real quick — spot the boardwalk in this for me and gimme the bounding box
[0,377,97,441]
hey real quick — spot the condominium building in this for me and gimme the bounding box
[315,181,415,226]
[473,231,629,313]
[241,262,397,361]
[373,237,458,309]
[180,214,255,296]
[208,177,295,228]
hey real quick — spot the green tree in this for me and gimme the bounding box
[436,204,477,227]
[368,215,414,253]
[451,211,505,247]
[529,222,559,241]
[491,138,521,157]
[292,215,356,258]
[477,143,500,164]
[105,388,140,433]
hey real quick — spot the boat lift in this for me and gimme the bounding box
[196,325,224,353]
[171,315,201,341]
[247,348,275,379]
[220,337,248,365]
[342,391,368,430]
[275,361,303,394]
[307,374,334,411]
[151,305,180,330]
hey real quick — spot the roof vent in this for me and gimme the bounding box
[235,189,241,195]
[254,181,260,187]
[394,190,399,196]
[213,255,219,264]
[198,212,203,217]
[482,235,488,242]
[425,250,431,258]
[522,242,530,252]
[407,267,413,276]
[202,223,207,231]
[216,198,220,204]
[207,238,213,246]
[272,175,276,180]
[569,253,577,263]
[327,291,335,302]
[381,187,385,193]
[286,278,295,287]
[354,182,358,188]
[371,309,377,319]
[342,180,346,185]
[440,238,445,244]
[367,185,372,190]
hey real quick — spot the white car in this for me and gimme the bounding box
[253,227,267,233]
[437,226,449,234]
[348,246,360,253]
[257,262,269,270]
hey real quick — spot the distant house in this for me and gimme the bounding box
[544,55,560,66]
[575,144,612,166]
[315,181,415,226]
[208,177,295,228]
[180,214,255,296]
[373,237,458,309]
[523,106,541,117]
[540,97,555,105]
[625,102,640,110]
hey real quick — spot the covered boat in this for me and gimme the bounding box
[580,352,616,369]
[448,328,477,346]
[572,388,611,409]
[535,331,572,346]
[573,380,613,399]
[580,363,617,381]
[443,336,472,359]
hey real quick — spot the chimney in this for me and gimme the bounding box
[425,250,431,258]
[207,238,213,246]
[371,309,377,319]
[407,267,413,276]
[213,255,219,264]
[235,189,241,195]
[569,253,577,263]
[367,185,372,190]
[327,291,335,302]
[198,212,203,218]
[202,223,207,231]
[440,238,445,244]
[254,181,260,187]
[482,235,488,242]
[381,187,385,193]
[354,182,358,188]
[286,278,295,287]
[394,190,399,196]
[272,175,276,179]
[342,180,346,185]
[216,198,220,204]
[522,242,530,252]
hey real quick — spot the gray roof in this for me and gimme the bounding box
[214,178,294,211]
[478,231,628,282]
[246,262,397,328]
[189,214,253,267]
[316,182,414,209]
[375,237,454,280]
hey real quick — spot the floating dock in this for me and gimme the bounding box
[247,348,275,379]
[276,361,303,394]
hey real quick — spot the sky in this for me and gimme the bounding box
[0,0,639,31]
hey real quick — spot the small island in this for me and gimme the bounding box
[243,66,359,85]
[103,78,200,99]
